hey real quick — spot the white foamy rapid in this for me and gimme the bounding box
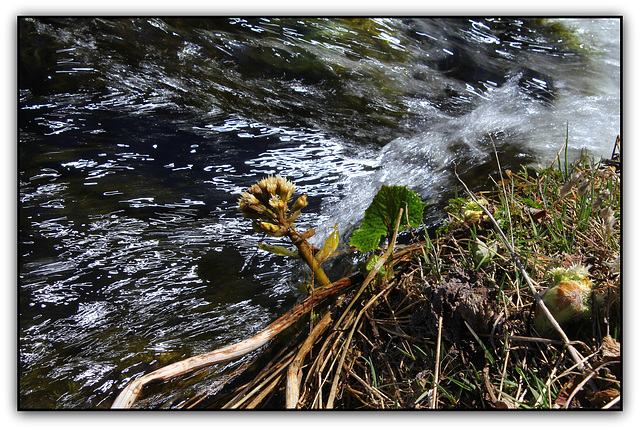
[319,18,620,248]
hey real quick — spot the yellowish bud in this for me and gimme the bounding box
[464,209,482,224]
[291,194,308,212]
[535,263,599,336]
[462,198,487,224]
[257,220,287,237]
[315,223,339,263]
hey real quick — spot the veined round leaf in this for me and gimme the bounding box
[349,185,426,253]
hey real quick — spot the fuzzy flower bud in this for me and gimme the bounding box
[535,263,600,336]
[238,193,269,219]
[576,179,590,197]
[559,171,582,200]
[238,192,259,208]
[558,182,572,200]
[248,184,263,196]
[269,194,285,210]
[550,263,591,286]
[600,206,616,237]
[275,175,295,201]
[593,195,603,211]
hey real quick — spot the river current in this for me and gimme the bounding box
[18,17,620,408]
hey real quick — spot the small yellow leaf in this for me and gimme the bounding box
[315,223,339,263]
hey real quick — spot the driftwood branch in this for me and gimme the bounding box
[111,273,362,408]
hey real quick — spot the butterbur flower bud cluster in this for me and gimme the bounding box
[238,175,307,237]
[237,174,332,288]
[463,198,488,225]
[534,263,603,336]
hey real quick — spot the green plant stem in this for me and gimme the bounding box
[289,228,331,286]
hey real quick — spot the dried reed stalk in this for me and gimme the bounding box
[286,311,333,408]
[226,350,295,409]
[430,314,443,409]
[325,208,404,408]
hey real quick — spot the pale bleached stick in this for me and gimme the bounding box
[430,314,443,409]
[285,311,333,408]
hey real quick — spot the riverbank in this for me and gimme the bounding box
[185,137,620,410]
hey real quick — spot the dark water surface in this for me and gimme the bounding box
[18,17,620,408]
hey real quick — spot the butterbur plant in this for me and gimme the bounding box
[350,185,426,282]
[463,197,489,225]
[444,196,489,226]
[534,263,603,336]
[238,175,336,289]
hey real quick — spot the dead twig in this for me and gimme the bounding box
[489,135,514,247]
[227,350,295,409]
[431,314,443,409]
[563,360,620,409]
[245,374,283,409]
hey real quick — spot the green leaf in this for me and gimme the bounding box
[521,197,542,209]
[361,254,387,277]
[349,185,426,253]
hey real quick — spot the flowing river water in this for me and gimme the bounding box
[18,17,620,408]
